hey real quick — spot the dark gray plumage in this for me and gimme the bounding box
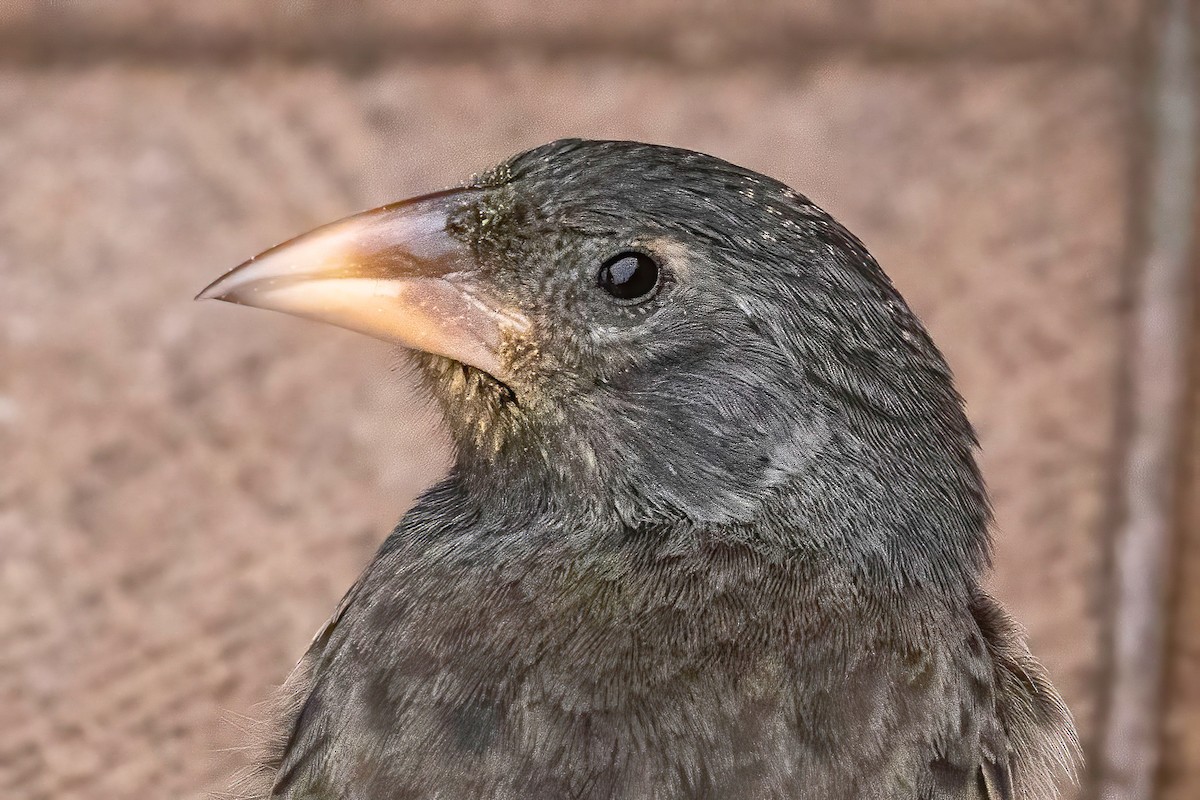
[220,140,1078,799]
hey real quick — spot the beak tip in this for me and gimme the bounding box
[195,267,244,302]
[194,284,223,302]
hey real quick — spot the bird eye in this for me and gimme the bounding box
[598,252,660,302]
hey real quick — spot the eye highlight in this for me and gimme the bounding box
[597,251,660,302]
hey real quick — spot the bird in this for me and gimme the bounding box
[198,139,1079,800]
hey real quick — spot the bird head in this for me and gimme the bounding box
[199,139,989,589]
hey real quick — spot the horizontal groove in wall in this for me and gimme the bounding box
[0,22,1136,71]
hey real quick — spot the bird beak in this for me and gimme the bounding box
[196,188,529,383]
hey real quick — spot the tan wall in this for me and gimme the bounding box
[0,3,1194,799]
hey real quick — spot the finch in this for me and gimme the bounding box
[199,139,1078,799]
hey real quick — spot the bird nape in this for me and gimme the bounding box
[198,139,1078,800]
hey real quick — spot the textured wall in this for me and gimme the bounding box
[0,3,1194,800]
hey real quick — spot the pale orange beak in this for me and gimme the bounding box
[196,188,529,383]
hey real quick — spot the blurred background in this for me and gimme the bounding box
[0,2,1197,799]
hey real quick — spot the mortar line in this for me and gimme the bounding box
[0,24,1134,72]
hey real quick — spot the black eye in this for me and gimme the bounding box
[598,252,660,301]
